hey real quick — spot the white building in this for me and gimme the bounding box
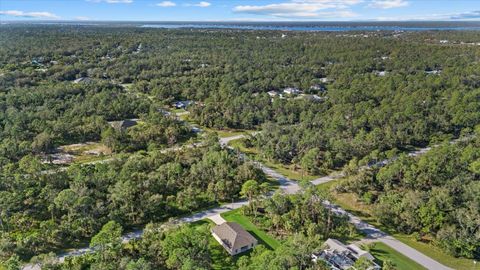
[267,90,279,97]
[283,87,301,95]
[425,70,441,75]
[319,77,331,83]
[374,71,387,77]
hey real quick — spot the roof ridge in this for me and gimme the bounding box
[225,222,239,247]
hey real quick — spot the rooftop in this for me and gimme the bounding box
[211,222,257,251]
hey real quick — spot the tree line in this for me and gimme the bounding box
[0,137,265,261]
[339,128,480,259]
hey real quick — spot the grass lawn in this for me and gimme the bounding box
[333,192,478,270]
[264,160,320,181]
[370,242,426,270]
[221,209,281,250]
[228,139,260,155]
[391,235,478,270]
[205,128,255,138]
[215,129,248,138]
[316,178,345,194]
[172,108,187,113]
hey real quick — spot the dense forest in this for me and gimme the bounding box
[339,128,480,259]
[1,26,480,169]
[1,190,350,270]
[1,24,480,268]
[0,137,265,260]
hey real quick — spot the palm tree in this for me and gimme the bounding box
[240,179,259,216]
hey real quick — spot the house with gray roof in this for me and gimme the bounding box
[211,222,258,255]
[312,239,380,270]
[108,119,138,131]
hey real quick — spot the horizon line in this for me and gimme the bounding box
[2,20,480,23]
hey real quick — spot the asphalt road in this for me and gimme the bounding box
[323,201,453,270]
[23,134,466,270]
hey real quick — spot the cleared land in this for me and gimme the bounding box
[57,142,112,163]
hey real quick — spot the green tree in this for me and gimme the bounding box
[353,257,374,270]
[161,225,211,269]
[383,259,397,270]
[90,221,123,261]
[2,255,21,270]
[301,148,320,176]
[241,180,260,216]
[31,132,54,153]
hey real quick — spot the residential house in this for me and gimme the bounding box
[283,87,301,95]
[425,69,441,75]
[109,119,138,131]
[267,90,279,97]
[312,239,380,270]
[158,108,172,116]
[211,222,258,256]
[310,84,327,92]
[73,77,93,84]
[374,70,387,77]
[319,77,331,83]
[173,100,193,109]
[191,126,202,134]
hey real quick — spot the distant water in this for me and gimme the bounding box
[140,21,480,31]
[5,21,480,31]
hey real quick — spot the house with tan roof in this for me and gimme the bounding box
[211,222,258,255]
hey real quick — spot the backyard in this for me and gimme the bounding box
[221,208,281,250]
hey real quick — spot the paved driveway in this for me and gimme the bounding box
[209,214,227,225]
[23,135,460,270]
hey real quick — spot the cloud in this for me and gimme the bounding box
[75,16,91,20]
[157,1,176,7]
[194,1,211,7]
[450,10,480,20]
[233,0,360,18]
[184,1,211,7]
[368,0,408,9]
[375,10,480,21]
[0,10,60,19]
[87,0,133,3]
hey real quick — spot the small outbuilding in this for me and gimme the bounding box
[211,222,258,256]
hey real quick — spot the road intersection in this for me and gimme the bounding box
[23,133,461,270]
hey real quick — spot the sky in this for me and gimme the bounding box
[0,0,480,22]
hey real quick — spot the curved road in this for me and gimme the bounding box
[23,134,467,270]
